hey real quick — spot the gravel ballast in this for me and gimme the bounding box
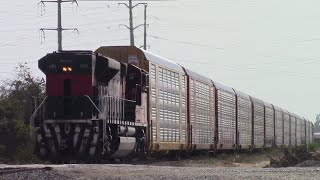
[1,164,320,180]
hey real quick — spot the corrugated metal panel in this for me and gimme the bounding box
[95,46,149,72]
[185,68,213,85]
[283,110,290,146]
[264,102,274,147]
[289,113,297,146]
[302,118,306,144]
[233,89,250,99]
[188,77,215,146]
[214,81,235,94]
[141,49,184,73]
[296,117,302,146]
[96,46,184,73]
[235,90,252,148]
[274,106,283,146]
[306,121,310,145]
[150,64,157,143]
[181,74,187,143]
[149,63,187,145]
[214,82,236,147]
[251,97,264,147]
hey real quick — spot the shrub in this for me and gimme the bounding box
[309,143,320,152]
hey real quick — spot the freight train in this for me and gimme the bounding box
[31,46,313,162]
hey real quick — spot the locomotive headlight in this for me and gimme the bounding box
[62,66,72,72]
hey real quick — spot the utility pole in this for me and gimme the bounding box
[143,4,148,50]
[128,0,134,46]
[119,1,148,47]
[57,0,62,51]
[39,0,78,52]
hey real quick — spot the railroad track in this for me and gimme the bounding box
[0,167,52,175]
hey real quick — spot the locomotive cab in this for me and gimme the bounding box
[38,51,94,120]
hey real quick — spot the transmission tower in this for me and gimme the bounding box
[119,1,149,49]
[39,0,79,52]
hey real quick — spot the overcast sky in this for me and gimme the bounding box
[0,0,319,122]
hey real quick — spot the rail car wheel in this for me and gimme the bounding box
[168,151,181,161]
[208,151,217,157]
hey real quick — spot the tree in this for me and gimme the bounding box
[0,63,45,124]
[315,114,320,133]
[0,63,44,162]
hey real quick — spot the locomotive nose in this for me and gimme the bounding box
[47,96,93,120]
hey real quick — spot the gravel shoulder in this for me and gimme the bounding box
[69,164,320,180]
[1,164,320,180]
[1,150,319,180]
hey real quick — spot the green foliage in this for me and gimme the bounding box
[0,63,45,124]
[14,137,40,164]
[315,114,320,132]
[309,143,320,152]
[0,63,45,163]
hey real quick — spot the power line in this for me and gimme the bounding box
[36,0,156,49]
[149,35,320,65]
[149,35,210,47]
[175,60,320,79]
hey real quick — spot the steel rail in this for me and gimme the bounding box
[0,167,52,175]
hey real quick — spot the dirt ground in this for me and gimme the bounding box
[134,148,283,168]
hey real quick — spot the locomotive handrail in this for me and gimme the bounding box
[84,95,103,115]
[100,95,136,103]
[29,96,47,136]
